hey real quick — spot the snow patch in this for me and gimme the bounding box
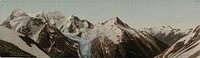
[161,33,195,58]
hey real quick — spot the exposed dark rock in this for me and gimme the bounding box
[37,24,80,57]
[0,39,35,57]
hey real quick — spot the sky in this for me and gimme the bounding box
[0,0,200,29]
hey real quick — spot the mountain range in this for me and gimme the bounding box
[0,9,199,58]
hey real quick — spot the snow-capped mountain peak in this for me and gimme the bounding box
[87,17,168,57]
[33,10,66,27]
[155,25,200,58]
[68,15,80,21]
[10,8,28,18]
[139,26,193,46]
[47,10,65,20]
[1,9,31,31]
[100,17,129,28]
[194,25,200,33]
[59,15,93,33]
[113,17,125,25]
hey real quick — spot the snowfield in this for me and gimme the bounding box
[0,26,49,57]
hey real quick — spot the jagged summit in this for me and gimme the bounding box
[35,11,45,17]
[193,25,200,33]
[114,17,128,27]
[1,9,31,30]
[59,15,94,33]
[139,26,193,46]
[156,25,200,58]
[101,17,130,28]
[151,25,174,30]
[159,25,173,30]
[7,8,29,21]
[68,15,80,21]
[10,8,28,17]
[47,10,65,20]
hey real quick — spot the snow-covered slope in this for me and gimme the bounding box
[139,26,193,46]
[0,26,49,57]
[155,25,200,58]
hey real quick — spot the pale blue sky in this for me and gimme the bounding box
[0,0,200,29]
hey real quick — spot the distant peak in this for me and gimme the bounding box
[109,17,120,21]
[102,17,129,28]
[114,17,123,24]
[37,10,45,14]
[51,10,61,13]
[167,25,173,29]
[48,10,65,19]
[48,10,63,16]
[154,26,174,30]
[68,15,80,21]
[162,26,165,28]
[110,17,124,25]
[193,25,200,32]
[70,15,77,18]
[115,17,120,20]
[8,8,28,20]
[13,8,24,13]
[10,8,27,16]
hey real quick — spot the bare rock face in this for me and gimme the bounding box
[1,20,12,29]
[91,37,116,58]
[18,17,46,37]
[0,39,35,57]
[90,30,168,58]
[37,24,80,57]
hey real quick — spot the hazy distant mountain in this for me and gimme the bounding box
[155,25,200,58]
[139,26,193,46]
